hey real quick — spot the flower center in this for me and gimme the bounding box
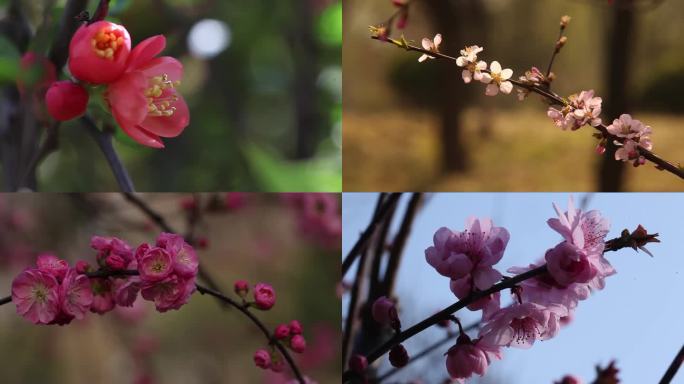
[491,72,503,84]
[510,317,542,344]
[32,284,48,303]
[146,74,180,117]
[91,27,125,60]
[152,260,166,272]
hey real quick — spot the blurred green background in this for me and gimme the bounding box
[343,0,684,191]
[0,0,341,191]
[0,193,340,383]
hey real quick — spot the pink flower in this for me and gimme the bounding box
[606,114,652,150]
[75,260,91,274]
[455,45,486,84]
[290,334,307,353]
[68,20,131,84]
[90,278,116,314]
[254,283,276,310]
[234,279,249,296]
[113,277,141,307]
[36,253,69,281]
[545,241,597,286]
[449,278,501,319]
[254,349,272,369]
[140,274,196,312]
[12,269,60,324]
[156,233,198,278]
[91,236,134,266]
[371,296,400,328]
[290,320,303,335]
[60,268,93,319]
[445,334,501,382]
[106,254,126,270]
[548,90,602,130]
[547,197,609,255]
[106,35,190,148]
[274,324,291,339]
[426,217,509,288]
[479,303,562,348]
[45,81,89,121]
[137,247,173,282]
[481,61,513,96]
[508,262,590,311]
[418,34,442,62]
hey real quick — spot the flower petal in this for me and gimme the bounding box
[139,94,190,138]
[489,61,501,73]
[127,35,166,72]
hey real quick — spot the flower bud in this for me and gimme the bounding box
[68,20,131,84]
[75,260,91,274]
[389,344,409,368]
[290,334,306,353]
[45,81,89,121]
[253,283,276,310]
[105,254,126,270]
[349,354,368,374]
[560,15,571,28]
[274,324,290,340]
[289,319,303,335]
[371,296,401,330]
[253,349,271,369]
[234,280,249,297]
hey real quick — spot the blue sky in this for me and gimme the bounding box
[343,193,684,384]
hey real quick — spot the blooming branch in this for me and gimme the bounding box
[368,18,684,181]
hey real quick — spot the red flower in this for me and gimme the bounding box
[68,20,131,84]
[45,81,89,121]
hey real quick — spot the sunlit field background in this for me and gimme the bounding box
[343,0,684,191]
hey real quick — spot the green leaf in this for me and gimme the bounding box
[243,143,341,192]
[317,2,342,46]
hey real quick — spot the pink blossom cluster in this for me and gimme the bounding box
[547,90,603,131]
[43,19,189,148]
[282,193,341,249]
[424,198,615,382]
[605,114,653,166]
[254,320,307,373]
[11,233,198,325]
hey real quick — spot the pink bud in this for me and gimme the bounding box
[253,349,271,369]
[372,296,400,329]
[75,260,91,274]
[106,254,126,270]
[274,324,290,340]
[349,354,368,373]
[36,253,69,281]
[68,20,131,84]
[290,334,306,353]
[289,319,303,335]
[270,359,285,373]
[234,280,249,297]
[253,283,276,310]
[389,344,409,368]
[45,81,88,121]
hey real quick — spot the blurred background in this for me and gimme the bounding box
[0,0,341,191]
[0,192,340,383]
[343,0,684,191]
[342,193,684,383]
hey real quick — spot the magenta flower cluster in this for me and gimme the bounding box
[421,198,614,382]
[11,233,198,325]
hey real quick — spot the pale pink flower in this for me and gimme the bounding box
[60,268,93,319]
[547,197,610,255]
[254,282,276,310]
[481,61,513,96]
[12,269,60,324]
[517,67,545,100]
[426,217,509,286]
[479,303,562,348]
[36,253,69,281]
[137,247,173,282]
[445,334,501,382]
[371,296,400,328]
[450,278,501,319]
[455,45,486,83]
[568,90,602,128]
[418,34,442,62]
[508,262,590,311]
[547,105,574,130]
[614,139,640,163]
[606,114,652,149]
[545,241,597,286]
[254,349,272,369]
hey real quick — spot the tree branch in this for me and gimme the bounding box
[659,344,684,384]
[81,116,135,192]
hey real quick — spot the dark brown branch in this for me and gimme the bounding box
[81,116,135,192]
[342,193,402,276]
[370,36,684,180]
[381,193,422,295]
[660,344,684,384]
[342,241,370,365]
[89,0,111,24]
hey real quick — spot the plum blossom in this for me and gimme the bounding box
[140,273,195,312]
[544,241,597,286]
[290,334,307,353]
[548,90,602,130]
[425,217,509,288]
[290,320,303,335]
[455,45,486,84]
[508,262,590,311]
[12,269,60,324]
[91,236,134,267]
[254,349,272,369]
[516,67,545,100]
[36,253,69,281]
[60,268,94,320]
[481,61,513,96]
[450,278,501,319]
[445,333,501,382]
[254,283,276,310]
[371,296,401,329]
[105,35,190,148]
[479,303,563,348]
[606,114,653,166]
[418,34,442,62]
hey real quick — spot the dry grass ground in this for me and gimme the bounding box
[343,108,683,191]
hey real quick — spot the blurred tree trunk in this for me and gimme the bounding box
[599,0,636,191]
[423,0,488,173]
[286,0,323,160]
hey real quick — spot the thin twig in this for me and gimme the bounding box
[659,344,684,384]
[196,284,306,383]
[17,123,60,190]
[342,193,402,276]
[81,116,135,192]
[370,36,684,180]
